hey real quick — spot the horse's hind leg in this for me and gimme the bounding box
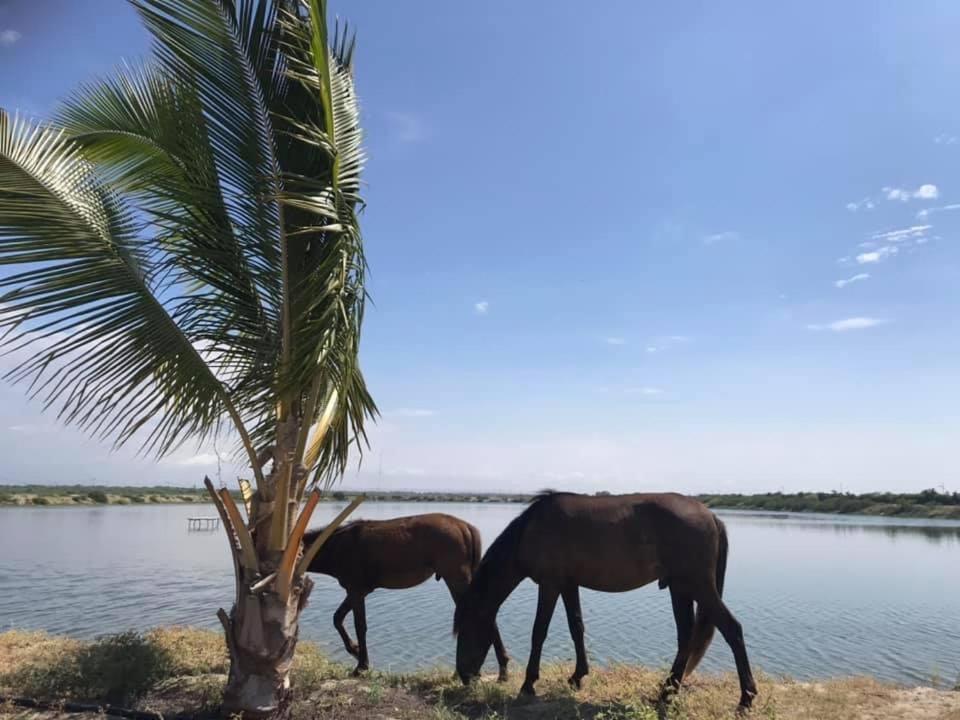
[663,587,694,695]
[520,584,559,697]
[700,592,757,710]
[333,596,359,658]
[561,584,589,689]
[350,592,370,676]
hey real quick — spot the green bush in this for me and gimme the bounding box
[0,492,11,504]
[87,490,108,504]
[31,497,50,505]
[0,631,173,704]
[126,494,146,504]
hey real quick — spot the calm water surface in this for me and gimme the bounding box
[1,502,958,685]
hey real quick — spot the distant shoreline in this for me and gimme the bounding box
[2,484,959,520]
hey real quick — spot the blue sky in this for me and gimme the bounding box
[1,0,959,493]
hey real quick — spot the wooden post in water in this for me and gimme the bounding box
[187,516,220,531]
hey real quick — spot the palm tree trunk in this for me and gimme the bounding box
[204,471,310,720]
[219,575,314,718]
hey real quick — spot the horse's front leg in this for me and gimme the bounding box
[520,584,559,697]
[561,584,588,689]
[333,596,359,659]
[491,622,510,683]
[351,592,370,676]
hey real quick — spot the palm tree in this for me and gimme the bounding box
[0,1,376,716]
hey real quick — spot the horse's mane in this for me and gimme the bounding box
[453,490,561,633]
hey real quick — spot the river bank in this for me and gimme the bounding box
[2,628,958,720]
[3,485,960,521]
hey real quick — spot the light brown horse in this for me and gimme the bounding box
[305,513,510,679]
[454,492,758,711]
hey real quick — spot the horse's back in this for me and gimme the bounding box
[518,492,720,592]
[342,513,476,590]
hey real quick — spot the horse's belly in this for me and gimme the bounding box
[378,569,434,590]
[565,544,660,592]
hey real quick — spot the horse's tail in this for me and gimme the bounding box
[467,522,482,575]
[684,514,728,676]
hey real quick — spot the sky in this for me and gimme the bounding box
[1,0,959,494]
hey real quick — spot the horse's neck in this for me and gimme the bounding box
[479,557,525,614]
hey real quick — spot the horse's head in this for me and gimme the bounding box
[453,600,495,684]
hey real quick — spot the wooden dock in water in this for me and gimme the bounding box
[187,516,220,531]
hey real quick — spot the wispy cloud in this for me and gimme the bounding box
[702,231,739,245]
[0,29,20,47]
[391,408,437,418]
[7,423,55,433]
[856,246,898,264]
[807,317,887,332]
[604,337,626,346]
[869,224,932,243]
[845,198,875,212]
[474,300,489,315]
[883,184,939,202]
[625,386,663,396]
[834,273,870,289]
[645,335,690,353]
[175,453,219,466]
[917,203,960,219]
[385,111,427,144]
[934,134,958,145]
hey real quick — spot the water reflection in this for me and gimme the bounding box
[717,510,960,544]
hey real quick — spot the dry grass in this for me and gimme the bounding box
[2,630,959,720]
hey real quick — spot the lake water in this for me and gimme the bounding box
[1,502,958,686]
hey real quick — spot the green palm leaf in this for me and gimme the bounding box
[0,110,260,467]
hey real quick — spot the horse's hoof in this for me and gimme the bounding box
[567,675,582,690]
[497,667,509,683]
[736,692,756,715]
[518,683,537,699]
[351,665,369,677]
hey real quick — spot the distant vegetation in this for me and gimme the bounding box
[698,489,960,520]
[1,485,959,519]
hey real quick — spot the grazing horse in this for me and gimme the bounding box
[305,513,510,679]
[453,492,758,711]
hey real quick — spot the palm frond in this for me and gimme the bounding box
[57,63,279,435]
[0,110,260,471]
[271,0,376,482]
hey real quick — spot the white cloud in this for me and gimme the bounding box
[391,408,436,418]
[702,230,739,245]
[175,453,219,466]
[807,317,887,332]
[7,423,55,433]
[834,273,870,289]
[856,246,898,264]
[0,29,20,47]
[917,203,960,219]
[644,335,691,353]
[934,134,958,145]
[870,224,931,243]
[385,111,427,144]
[625,386,663,396]
[604,337,626,346]
[845,198,875,212]
[474,300,489,315]
[882,184,939,202]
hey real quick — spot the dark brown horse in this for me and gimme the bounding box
[454,492,758,710]
[305,513,510,679]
